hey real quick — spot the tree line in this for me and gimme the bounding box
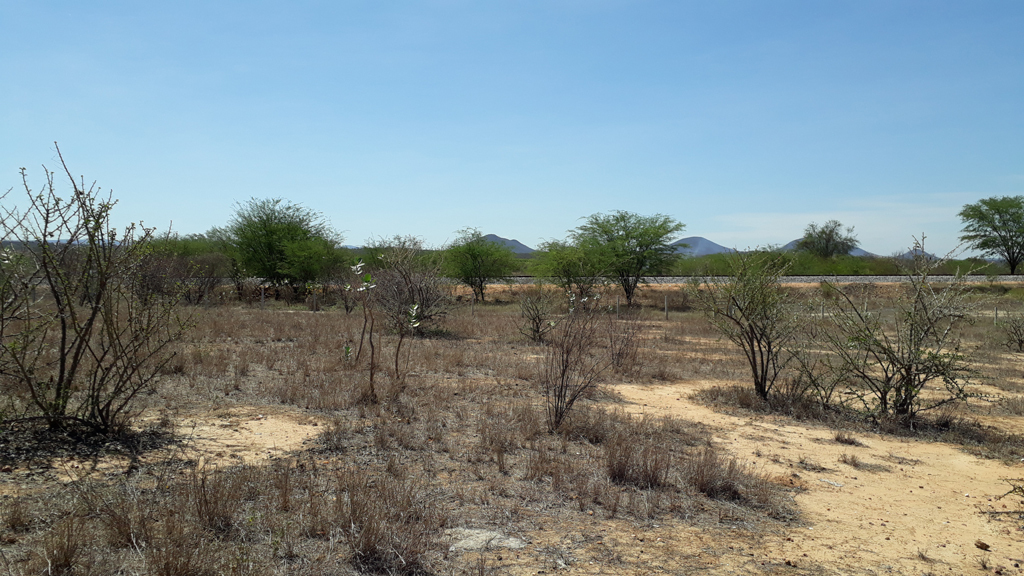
[2,149,1021,437]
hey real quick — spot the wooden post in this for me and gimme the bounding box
[664,294,669,320]
[471,292,476,317]
[820,301,825,320]
[995,306,999,325]
[616,297,620,318]
[260,285,265,309]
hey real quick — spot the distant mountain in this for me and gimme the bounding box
[780,239,875,258]
[673,236,735,256]
[483,234,535,255]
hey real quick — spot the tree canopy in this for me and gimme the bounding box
[958,196,1024,274]
[444,228,518,302]
[222,198,343,288]
[570,211,684,305]
[531,239,609,301]
[795,220,859,258]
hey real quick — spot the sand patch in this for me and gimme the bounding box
[614,380,1024,574]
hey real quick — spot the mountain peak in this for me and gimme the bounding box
[483,234,535,254]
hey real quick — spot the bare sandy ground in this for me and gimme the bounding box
[612,380,1024,575]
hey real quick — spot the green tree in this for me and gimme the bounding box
[571,211,684,306]
[958,196,1024,274]
[223,198,341,291]
[531,240,609,301]
[444,228,518,303]
[796,220,859,258]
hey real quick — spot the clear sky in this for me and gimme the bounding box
[2,1,1022,256]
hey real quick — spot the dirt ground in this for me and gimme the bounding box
[143,377,1024,576]
[609,380,1024,575]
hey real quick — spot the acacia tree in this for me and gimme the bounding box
[571,211,684,306]
[958,196,1024,274]
[796,220,859,258]
[689,251,799,401]
[223,198,341,294]
[532,240,609,301]
[444,228,518,302]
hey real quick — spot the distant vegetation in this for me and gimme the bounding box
[672,251,1008,277]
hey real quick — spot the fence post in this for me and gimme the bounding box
[616,296,620,318]
[471,292,476,317]
[260,286,265,309]
[995,306,999,325]
[664,294,669,320]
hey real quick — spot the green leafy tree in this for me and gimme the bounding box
[223,198,341,292]
[531,240,609,301]
[444,228,518,303]
[958,196,1024,274]
[570,211,684,306]
[796,220,859,258]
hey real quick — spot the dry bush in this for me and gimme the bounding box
[999,313,1024,352]
[335,468,447,575]
[605,432,671,489]
[1001,395,1024,416]
[188,466,243,536]
[838,452,862,468]
[559,404,620,445]
[542,302,610,432]
[834,431,864,446]
[2,494,32,533]
[605,309,643,375]
[31,517,86,575]
[680,446,782,513]
[516,286,559,343]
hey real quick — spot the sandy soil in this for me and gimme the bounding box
[607,380,1024,575]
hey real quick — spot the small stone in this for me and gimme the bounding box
[975,540,990,551]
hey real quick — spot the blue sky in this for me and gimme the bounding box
[2,1,1022,255]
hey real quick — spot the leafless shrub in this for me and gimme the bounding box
[999,313,1024,352]
[680,446,780,512]
[516,286,558,343]
[147,509,219,576]
[606,309,643,375]
[2,494,32,533]
[819,239,977,420]
[559,404,620,445]
[542,301,610,432]
[838,452,862,468]
[94,482,155,549]
[364,235,452,335]
[0,154,190,434]
[1001,396,1024,416]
